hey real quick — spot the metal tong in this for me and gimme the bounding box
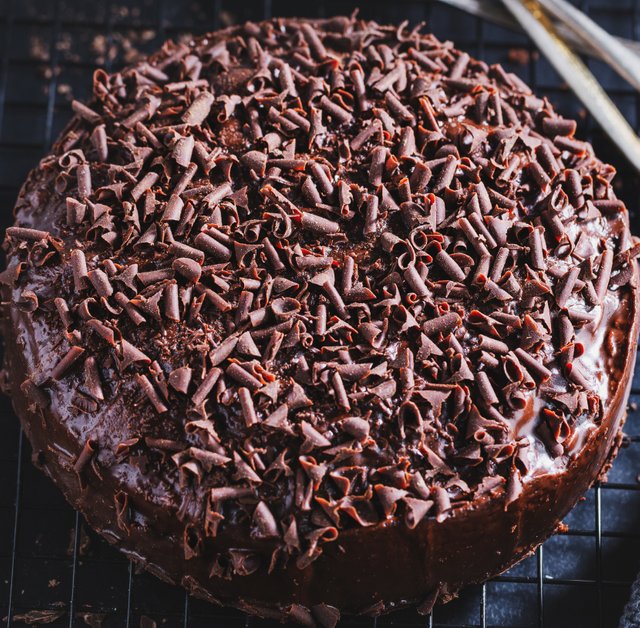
[440,0,640,172]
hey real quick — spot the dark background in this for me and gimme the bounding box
[1,1,640,626]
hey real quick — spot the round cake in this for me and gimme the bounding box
[2,16,639,624]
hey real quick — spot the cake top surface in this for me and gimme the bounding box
[3,16,638,568]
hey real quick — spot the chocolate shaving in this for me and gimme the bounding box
[183,91,215,125]
[52,346,85,380]
[192,368,222,406]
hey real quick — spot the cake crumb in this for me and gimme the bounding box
[77,611,107,627]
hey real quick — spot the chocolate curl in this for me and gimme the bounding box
[458,217,489,256]
[350,67,370,112]
[72,99,101,123]
[196,285,231,312]
[398,126,416,158]
[66,198,86,225]
[238,387,258,426]
[489,247,509,281]
[514,348,551,382]
[385,90,415,124]
[543,116,576,137]
[5,227,51,242]
[505,470,523,507]
[449,51,470,79]
[87,268,113,297]
[319,95,352,125]
[130,171,159,202]
[351,120,382,151]
[135,121,161,149]
[172,134,194,167]
[296,211,340,235]
[136,373,168,414]
[194,231,231,261]
[360,194,379,236]
[192,368,222,406]
[368,146,387,186]
[210,486,253,502]
[54,298,72,329]
[468,211,497,248]
[566,361,592,388]
[311,604,340,628]
[477,335,509,355]
[331,371,350,410]
[182,91,214,125]
[51,346,85,380]
[76,163,92,198]
[210,336,239,366]
[300,22,328,59]
[422,312,461,337]
[70,249,88,291]
[308,162,335,197]
[237,331,261,358]
[252,501,279,538]
[83,356,104,401]
[172,257,202,283]
[433,486,451,522]
[203,182,233,207]
[432,155,458,193]
[323,281,348,319]
[374,485,407,518]
[528,161,550,191]
[73,437,98,486]
[476,371,499,406]
[417,585,442,616]
[403,264,430,298]
[261,237,285,272]
[528,228,546,270]
[264,403,291,432]
[171,241,204,264]
[168,366,192,394]
[555,266,580,308]
[302,176,322,207]
[594,248,613,303]
[91,125,108,162]
[480,276,512,302]
[164,282,180,321]
[226,363,262,391]
[241,150,268,176]
[435,249,466,282]
[410,46,440,73]
[410,161,432,193]
[174,163,197,196]
[340,417,370,441]
[403,497,433,529]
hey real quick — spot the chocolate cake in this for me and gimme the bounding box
[2,15,639,624]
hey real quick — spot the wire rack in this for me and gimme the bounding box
[0,0,639,626]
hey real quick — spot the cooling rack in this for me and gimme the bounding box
[1,1,640,626]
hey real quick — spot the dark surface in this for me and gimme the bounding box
[0,1,640,627]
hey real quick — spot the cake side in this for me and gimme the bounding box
[2,16,640,623]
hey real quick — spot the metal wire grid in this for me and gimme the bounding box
[0,1,639,626]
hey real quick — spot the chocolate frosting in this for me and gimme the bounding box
[2,16,639,623]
